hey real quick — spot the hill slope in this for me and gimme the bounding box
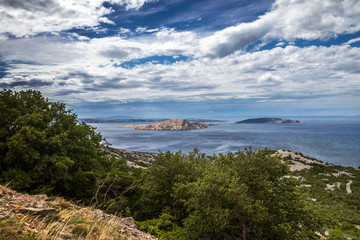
[0,185,157,240]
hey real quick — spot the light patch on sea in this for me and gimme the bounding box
[89,119,360,167]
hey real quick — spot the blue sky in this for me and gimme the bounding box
[0,0,360,118]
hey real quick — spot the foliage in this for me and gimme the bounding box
[91,156,142,214]
[136,212,186,240]
[135,148,325,240]
[0,89,108,199]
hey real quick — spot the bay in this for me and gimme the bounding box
[89,119,360,167]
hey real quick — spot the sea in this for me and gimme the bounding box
[88,118,360,168]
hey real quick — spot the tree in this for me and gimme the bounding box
[135,149,325,239]
[0,89,108,198]
[133,149,208,221]
[181,149,324,239]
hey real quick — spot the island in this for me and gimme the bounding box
[121,119,214,131]
[236,117,310,124]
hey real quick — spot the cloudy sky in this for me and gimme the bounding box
[0,0,360,118]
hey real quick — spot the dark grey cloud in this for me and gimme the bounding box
[10,60,44,65]
[0,58,9,79]
[0,78,53,88]
[146,80,216,91]
[59,71,96,84]
[54,89,83,96]
[58,71,140,91]
[150,76,162,82]
[101,47,131,59]
[83,77,142,91]
[0,0,58,12]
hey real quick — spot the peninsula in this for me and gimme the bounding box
[236,117,310,124]
[122,119,213,131]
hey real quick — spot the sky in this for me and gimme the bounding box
[0,0,360,119]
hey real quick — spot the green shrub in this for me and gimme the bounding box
[0,89,109,199]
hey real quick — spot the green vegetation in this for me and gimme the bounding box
[1,89,359,239]
[291,161,360,239]
[134,149,325,239]
[0,89,138,210]
[0,89,107,198]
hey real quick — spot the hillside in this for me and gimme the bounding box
[236,117,310,124]
[0,184,157,240]
[273,150,360,238]
[122,119,213,131]
[104,147,360,239]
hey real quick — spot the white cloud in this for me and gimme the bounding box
[257,73,283,85]
[270,0,360,40]
[345,37,360,45]
[199,17,272,58]
[135,27,148,33]
[1,33,359,105]
[0,0,156,37]
[117,0,158,10]
[198,0,360,58]
[0,0,359,109]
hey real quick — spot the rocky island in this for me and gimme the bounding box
[122,119,213,131]
[236,117,310,124]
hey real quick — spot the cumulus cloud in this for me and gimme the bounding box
[0,0,156,37]
[119,0,158,10]
[1,35,359,105]
[257,73,283,85]
[199,17,272,58]
[270,0,360,40]
[0,0,359,109]
[199,0,360,58]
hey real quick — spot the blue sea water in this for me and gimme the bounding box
[89,119,360,167]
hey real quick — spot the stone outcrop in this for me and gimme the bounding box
[103,147,158,169]
[123,119,213,131]
[236,117,310,124]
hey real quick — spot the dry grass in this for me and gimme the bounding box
[0,184,156,240]
[1,203,127,239]
[37,207,127,239]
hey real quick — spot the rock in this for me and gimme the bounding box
[18,207,58,216]
[123,119,213,131]
[103,147,158,169]
[121,217,137,229]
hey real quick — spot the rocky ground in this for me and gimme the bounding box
[272,149,326,171]
[0,185,157,240]
[104,147,158,169]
